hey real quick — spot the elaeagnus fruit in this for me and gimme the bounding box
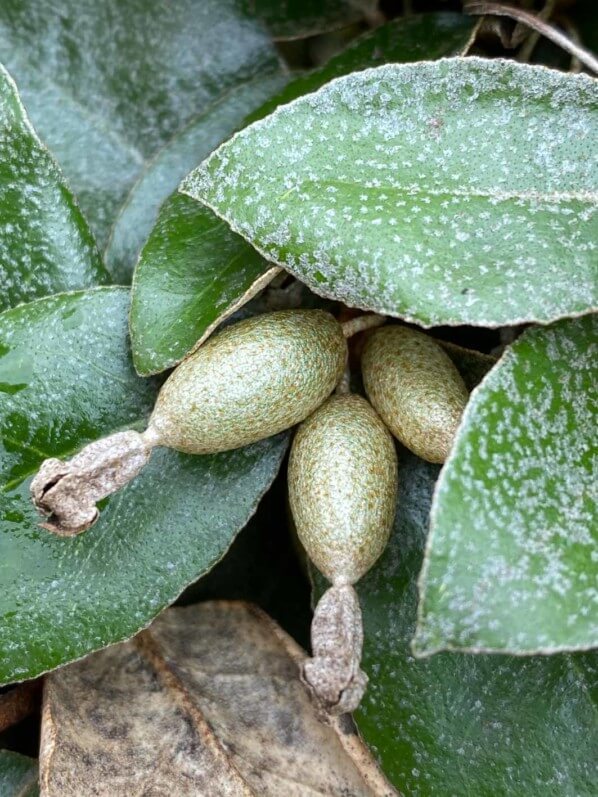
[150,309,346,454]
[361,325,468,464]
[289,394,397,585]
[288,393,398,714]
[31,310,347,536]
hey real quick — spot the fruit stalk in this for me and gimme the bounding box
[303,584,368,715]
[340,313,386,339]
[31,310,347,536]
[288,393,398,713]
[30,430,158,536]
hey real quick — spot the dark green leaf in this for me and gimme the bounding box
[415,315,597,655]
[179,470,312,650]
[0,288,287,684]
[131,14,476,376]
[313,454,597,795]
[439,340,496,391]
[186,58,598,328]
[129,185,279,380]
[243,0,375,40]
[0,750,38,797]
[0,64,105,312]
[0,0,281,260]
[106,72,287,283]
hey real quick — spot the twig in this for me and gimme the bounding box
[558,17,584,73]
[518,0,557,62]
[465,2,598,74]
[335,363,351,395]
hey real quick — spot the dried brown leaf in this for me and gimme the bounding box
[40,602,395,797]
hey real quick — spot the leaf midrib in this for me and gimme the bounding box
[280,177,597,204]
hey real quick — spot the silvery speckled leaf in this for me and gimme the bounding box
[184,58,598,328]
[106,72,287,284]
[414,314,597,655]
[130,14,477,377]
[0,0,281,276]
[0,64,106,312]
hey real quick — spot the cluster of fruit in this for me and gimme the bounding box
[30,309,468,713]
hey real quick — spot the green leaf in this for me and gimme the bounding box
[131,14,476,376]
[0,0,281,257]
[245,13,478,125]
[0,751,38,797]
[414,315,597,656]
[131,194,279,376]
[312,453,597,795]
[186,58,598,328]
[438,340,496,391]
[243,0,376,40]
[180,471,312,650]
[106,72,287,284]
[0,64,105,313]
[0,287,287,684]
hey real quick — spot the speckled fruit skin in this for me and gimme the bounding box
[149,310,347,454]
[288,394,398,586]
[361,326,469,464]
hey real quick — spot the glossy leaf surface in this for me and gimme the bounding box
[0,0,280,261]
[0,288,287,684]
[129,181,279,378]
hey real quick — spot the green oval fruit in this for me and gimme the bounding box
[288,394,398,586]
[361,326,468,464]
[149,310,347,454]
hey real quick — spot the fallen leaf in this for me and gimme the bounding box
[40,602,394,796]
